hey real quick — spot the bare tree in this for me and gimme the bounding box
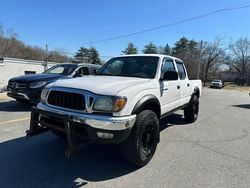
[200,37,229,85]
[0,29,18,57]
[228,37,250,85]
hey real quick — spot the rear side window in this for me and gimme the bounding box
[176,62,186,80]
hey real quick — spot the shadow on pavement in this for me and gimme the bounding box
[232,104,250,110]
[0,113,189,187]
[0,133,139,187]
[160,113,189,132]
[0,100,31,112]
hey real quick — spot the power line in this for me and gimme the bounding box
[80,3,250,45]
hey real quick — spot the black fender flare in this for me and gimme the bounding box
[192,87,200,98]
[132,95,161,117]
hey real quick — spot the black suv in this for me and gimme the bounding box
[7,63,101,104]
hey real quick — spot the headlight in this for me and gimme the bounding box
[30,81,47,88]
[93,96,127,112]
[40,88,49,103]
[93,97,114,111]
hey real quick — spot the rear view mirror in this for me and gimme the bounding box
[161,71,178,81]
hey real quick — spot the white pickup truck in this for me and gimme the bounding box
[27,54,202,166]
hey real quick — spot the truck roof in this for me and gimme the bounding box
[114,54,183,62]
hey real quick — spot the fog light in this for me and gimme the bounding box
[97,132,114,139]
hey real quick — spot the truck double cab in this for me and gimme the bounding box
[27,54,202,166]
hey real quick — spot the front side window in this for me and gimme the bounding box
[176,62,186,80]
[44,64,77,75]
[96,56,159,79]
[161,59,176,79]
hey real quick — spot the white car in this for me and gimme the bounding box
[27,54,202,166]
[210,79,224,89]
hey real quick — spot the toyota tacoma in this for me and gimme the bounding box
[27,54,202,166]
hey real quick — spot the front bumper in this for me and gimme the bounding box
[37,103,136,131]
[7,88,42,104]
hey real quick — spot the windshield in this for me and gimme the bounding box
[44,64,77,75]
[96,56,159,79]
[213,80,221,82]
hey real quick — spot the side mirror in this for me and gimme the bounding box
[73,72,82,78]
[161,70,178,81]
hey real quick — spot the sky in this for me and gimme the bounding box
[1,0,250,59]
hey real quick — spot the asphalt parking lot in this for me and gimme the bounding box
[0,88,250,188]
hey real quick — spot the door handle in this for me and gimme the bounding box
[187,83,190,87]
[177,85,180,89]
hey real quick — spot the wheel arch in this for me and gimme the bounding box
[192,87,200,98]
[132,95,161,119]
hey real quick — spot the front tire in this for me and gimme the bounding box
[121,110,159,167]
[184,95,199,123]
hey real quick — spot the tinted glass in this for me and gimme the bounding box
[162,59,175,72]
[176,62,186,80]
[96,56,159,79]
[44,64,77,75]
[77,67,89,75]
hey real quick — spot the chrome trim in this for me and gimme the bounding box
[19,93,30,100]
[8,82,27,89]
[37,103,136,131]
[7,92,30,100]
[45,87,117,114]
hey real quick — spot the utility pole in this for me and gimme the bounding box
[44,44,48,71]
[197,40,203,79]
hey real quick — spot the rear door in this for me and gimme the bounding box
[175,61,192,106]
[160,58,181,114]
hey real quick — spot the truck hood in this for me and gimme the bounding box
[9,73,63,83]
[48,75,150,95]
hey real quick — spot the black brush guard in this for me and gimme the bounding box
[26,107,88,157]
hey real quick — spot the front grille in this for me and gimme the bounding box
[47,90,86,111]
[8,82,27,89]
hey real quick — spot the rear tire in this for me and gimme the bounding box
[121,110,159,167]
[184,95,199,123]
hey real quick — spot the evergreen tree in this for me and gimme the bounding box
[142,42,157,54]
[74,47,90,63]
[74,46,101,64]
[163,44,171,55]
[89,47,101,64]
[122,42,138,54]
[158,44,171,55]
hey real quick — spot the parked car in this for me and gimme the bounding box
[7,63,101,104]
[210,79,224,89]
[27,54,202,166]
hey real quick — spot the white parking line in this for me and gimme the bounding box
[0,117,30,125]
